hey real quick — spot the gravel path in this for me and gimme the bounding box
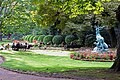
[30,50,71,56]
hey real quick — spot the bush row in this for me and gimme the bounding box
[22,35,77,45]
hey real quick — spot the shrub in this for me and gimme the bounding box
[65,35,75,44]
[61,34,67,41]
[22,35,29,40]
[85,34,95,47]
[37,35,45,42]
[52,35,63,45]
[24,36,27,40]
[26,35,32,41]
[29,36,35,42]
[21,36,25,40]
[33,36,39,41]
[43,35,53,45]
[12,34,23,40]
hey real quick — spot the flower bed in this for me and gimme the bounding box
[70,49,116,62]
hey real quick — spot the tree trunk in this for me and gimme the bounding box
[110,5,120,71]
[110,26,120,71]
[108,27,117,48]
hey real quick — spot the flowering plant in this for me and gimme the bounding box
[70,50,116,61]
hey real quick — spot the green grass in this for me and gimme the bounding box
[0,51,119,80]
[0,39,12,45]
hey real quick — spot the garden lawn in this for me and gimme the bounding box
[0,39,12,45]
[0,51,119,80]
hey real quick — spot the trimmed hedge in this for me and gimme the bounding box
[26,35,32,41]
[24,36,27,40]
[37,35,45,42]
[22,36,25,40]
[65,35,75,44]
[52,35,63,45]
[43,35,53,45]
[29,36,35,42]
[33,36,39,41]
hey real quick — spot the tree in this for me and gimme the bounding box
[110,5,120,71]
[33,0,120,71]
[0,0,37,40]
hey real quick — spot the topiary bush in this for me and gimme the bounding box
[24,36,27,40]
[29,36,35,42]
[52,35,63,45]
[26,35,32,41]
[33,36,39,41]
[43,35,53,45]
[21,36,25,40]
[37,35,45,42]
[65,35,75,44]
[22,35,29,40]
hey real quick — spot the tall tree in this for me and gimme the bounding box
[33,0,120,71]
[110,5,120,71]
[0,0,37,40]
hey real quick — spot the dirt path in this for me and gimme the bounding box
[0,68,72,80]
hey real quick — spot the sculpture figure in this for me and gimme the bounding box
[93,25,108,53]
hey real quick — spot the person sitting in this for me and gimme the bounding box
[5,44,10,50]
[16,42,20,51]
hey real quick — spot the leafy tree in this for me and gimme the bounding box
[0,0,37,40]
[33,0,120,71]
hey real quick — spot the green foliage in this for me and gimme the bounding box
[43,35,53,45]
[65,35,75,44]
[101,29,111,45]
[23,36,27,40]
[29,36,35,42]
[37,35,45,42]
[33,36,39,41]
[72,39,82,45]
[0,51,112,73]
[1,0,37,34]
[22,35,29,41]
[52,35,63,45]
[61,34,67,41]
[26,35,32,41]
[85,34,96,47]
[11,33,23,40]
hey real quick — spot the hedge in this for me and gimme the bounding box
[37,35,45,42]
[43,35,53,45]
[65,35,75,44]
[29,36,35,42]
[52,35,63,45]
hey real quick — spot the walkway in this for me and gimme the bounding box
[0,68,72,80]
[30,50,71,56]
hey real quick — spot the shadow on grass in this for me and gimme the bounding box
[0,51,118,80]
